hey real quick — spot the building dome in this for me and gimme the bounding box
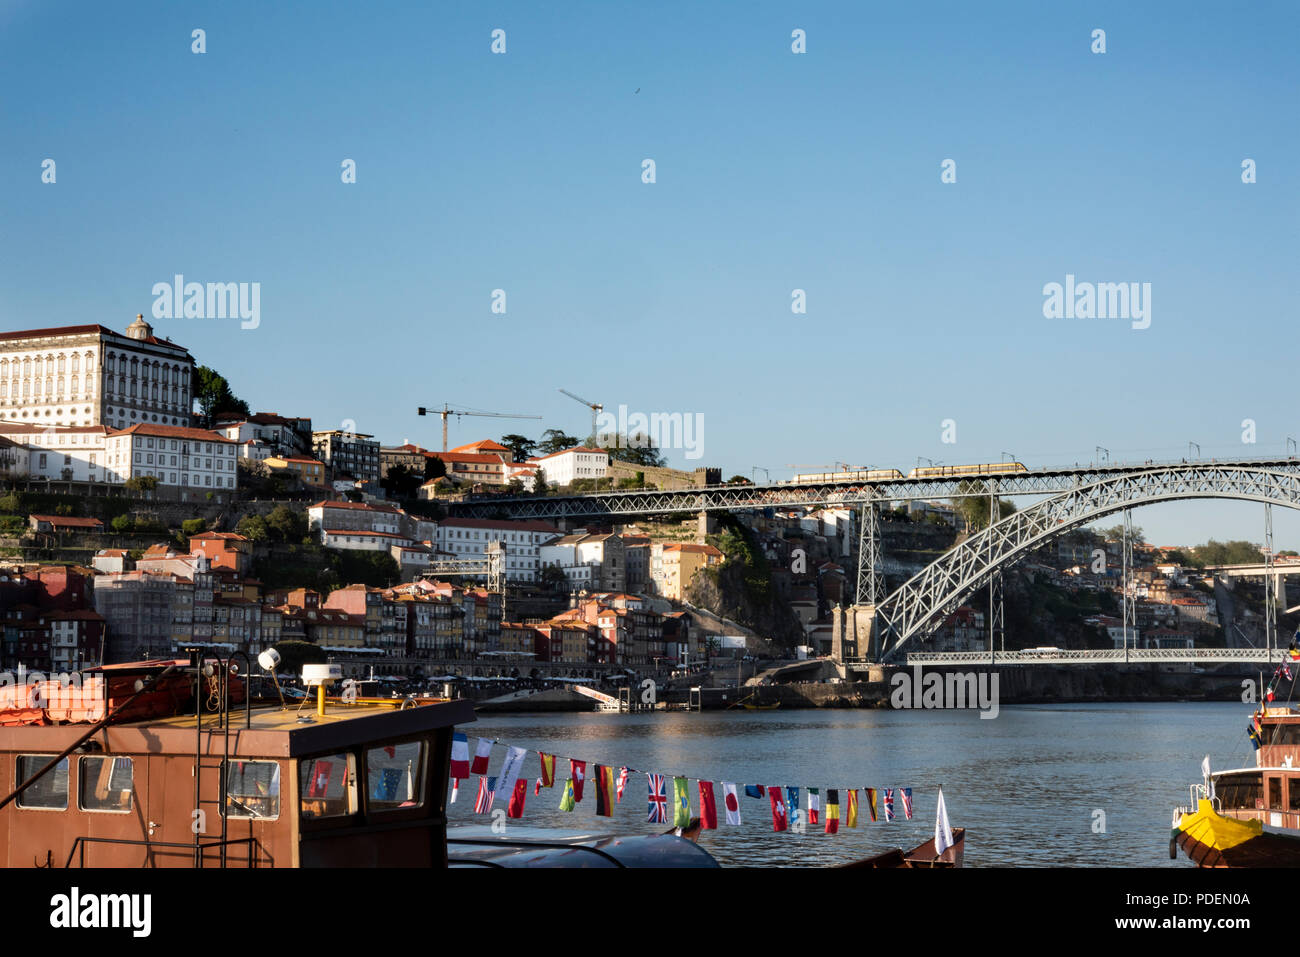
[125,313,153,341]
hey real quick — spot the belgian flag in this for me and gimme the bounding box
[824,789,840,834]
[595,765,617,817]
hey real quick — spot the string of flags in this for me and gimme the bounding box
[1247,638,1300,750]
[450,732,919,833]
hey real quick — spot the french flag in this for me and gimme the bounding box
[450,732,470,780]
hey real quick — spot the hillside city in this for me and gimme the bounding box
[0,319,1287,683]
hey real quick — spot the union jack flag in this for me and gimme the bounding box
[617,766,629,803]
[647,773,668,823]
[883,788,895,822]
[475,776,497,814]
[900,787,913,820]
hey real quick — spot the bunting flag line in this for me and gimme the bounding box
[450,732,470,780]
[647,773,668,823]
[452,736,923,836]
[722,782,741,825]
[698,781,718,830]
[474,775,497,814]
[769,786,788,832]
[507,778,528,818]
[595,765,617,818]
[470,737,493,776]
[673,776,691,829]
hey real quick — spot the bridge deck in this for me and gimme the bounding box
[844,648,1289,667]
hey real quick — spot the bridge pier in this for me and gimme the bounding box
[696,510,716,542]
[833,604,879,663]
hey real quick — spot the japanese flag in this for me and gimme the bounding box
[721,782,741,826]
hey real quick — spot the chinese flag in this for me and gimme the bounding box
[698,781,718,830]
[507,778,528,818]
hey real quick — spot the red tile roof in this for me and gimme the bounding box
[110,423,235,443]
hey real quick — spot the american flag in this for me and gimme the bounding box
[616,766,629,802]
[883,788,895,822]
[900,787,913,820]
[647,773,668,823]
[475,776,497,814]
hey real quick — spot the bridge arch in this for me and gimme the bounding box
[874,465,1300,661]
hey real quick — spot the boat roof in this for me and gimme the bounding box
[446,825,720,868]
[0,698,476,760]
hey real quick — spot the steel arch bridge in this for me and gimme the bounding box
[874,464,1300,662]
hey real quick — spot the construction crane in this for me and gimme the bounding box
[417,404,542,452]
[558,388,603,444]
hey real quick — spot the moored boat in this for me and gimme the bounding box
[1171,699,1300,867]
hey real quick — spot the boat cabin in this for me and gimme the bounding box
[1211,707,1300,830]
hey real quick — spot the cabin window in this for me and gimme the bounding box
[16,754,69,810]
[300,753,357,819]
[1289,778,1300,812]
[78,756,133,812]
[1269,777,1284,810]
[365,742,426,812]
[225,760,281,820]
[1215,775,1263,810]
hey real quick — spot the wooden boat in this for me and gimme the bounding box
[1171,703,1300,867]
[0,651,721,869]
[840,827,965,868]
[741,701,780,711]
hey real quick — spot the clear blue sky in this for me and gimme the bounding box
[1,1,1297,547]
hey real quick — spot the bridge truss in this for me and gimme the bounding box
[874,465,1300,662]
[447,458,1300,520]
[886,647,1286,666]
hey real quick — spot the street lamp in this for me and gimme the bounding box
[1189,441,1200,459]
[1096,446,1109,464]
[1287,437,1296,457]
[752,466,770,484]
[1001,451,1015,463]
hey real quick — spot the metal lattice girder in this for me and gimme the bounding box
[875,465,1300,662]
[446,458,1300,521]
[855,499,884,606]
[889,647,1283,666]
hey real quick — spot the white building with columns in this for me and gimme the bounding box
[0,315,194,431]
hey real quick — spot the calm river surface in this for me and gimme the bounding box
[446,702,1256,867]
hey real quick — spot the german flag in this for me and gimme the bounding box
[595,764,617,817]
[865,787,878,822]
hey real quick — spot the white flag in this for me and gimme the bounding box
[935,786,954,855]
[722,782,741,826]
[1201,754,1211,779]
[498,746,528,803]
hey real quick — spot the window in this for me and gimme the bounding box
[300,753,356,818]
[225,760,281,819]
[16,754,69,809]
[1270,777,1284,811]
[365,742,426,812]
[79,756,133,812]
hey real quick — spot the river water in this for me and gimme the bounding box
[445,702,1258,866]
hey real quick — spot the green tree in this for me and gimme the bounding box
[181,518,207,536]
[111,514,133,534]
[236,514,270,542]
[193,365,251,424]
[500,434,537,461]
[951,482,1017,530]
[725,475,753,485]
[424,456,446,481]
[381,464,421,500]
[266,505,307,543]
[125,475,159,493]
[532,467,550,496]
[537,429,579,456]
[1098,523,1146,544]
